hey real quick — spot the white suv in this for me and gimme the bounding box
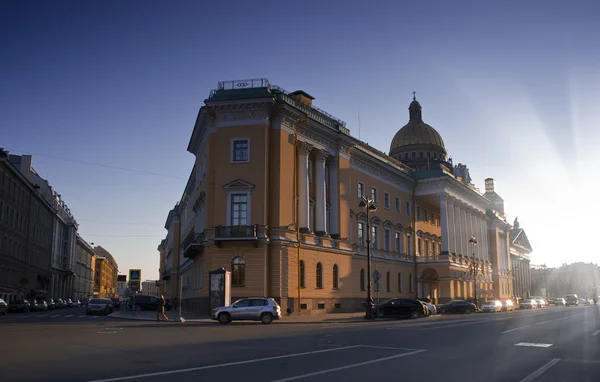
[211,298,282,324]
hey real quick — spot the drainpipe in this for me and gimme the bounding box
[292,115,308,312]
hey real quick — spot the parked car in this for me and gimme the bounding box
[420,301,437,316]
[554,298,566,306]
[438,300,477,314]
[480,300,502,313]
[34,300,48,311]
[374,298,428,319]
[86,298,112,315]
[47,299,56,310]
[565,294,579,307]
[8,299,31,313]
[127,295,169,311]
[211,297,282,324]
[520,299,538,309]
[0,298,7,315]
[502,299,514,311]
[534,298,546,308]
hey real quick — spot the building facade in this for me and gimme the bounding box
[159,79,527,314]
[0,149,54,303]
[9,154,78,300]
[93,246,118,298]
[509,218,533,300]
[116,274,127,298]
[74,234,96,301]
[141,280,160,297]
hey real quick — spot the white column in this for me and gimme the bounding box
[465,208,472,257]
[314,150,327,235]
[328,156,339,237]
[483,218,489,262]
[297,142,311,231]
[440,195,449,253]
[448,198,456,254]
[455,203,463,256]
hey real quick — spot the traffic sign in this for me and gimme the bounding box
[129,269,141,282]
[374,282,381,292]
[373,270,381,283]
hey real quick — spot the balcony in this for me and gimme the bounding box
[214,225,258,247]
[183,232,205,259]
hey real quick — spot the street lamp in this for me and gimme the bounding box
[359,195,377,320]
[469,236,478,309]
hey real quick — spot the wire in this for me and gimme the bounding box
[79,233,164,238]
[5,148,187,180]
[78,219,160,226]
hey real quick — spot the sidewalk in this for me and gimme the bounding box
[108,310,386,324]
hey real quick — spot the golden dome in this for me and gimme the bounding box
[389,98,446,159]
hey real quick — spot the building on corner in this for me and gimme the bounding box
[141,280,160,297]
[74,234,96,301]
[158,79,532,314]
[0,149,54,303]
[93,246,118,298]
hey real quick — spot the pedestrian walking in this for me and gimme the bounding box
[157,295,168,322]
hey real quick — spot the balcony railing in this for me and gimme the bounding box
[183,232,205,259]
[213,225,258,247]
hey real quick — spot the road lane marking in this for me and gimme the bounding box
[85,345,363,382]
[515,343,553,348]
[535,320,552,326]
[268,350,426,382]
[592,329,600,336]
[65,315,74,318]
[97,331,117,334]
[519,358,560,382]
[78,315,86,318]
[50,315,60,318]
[361,345,421,351]
[501,325,529,334]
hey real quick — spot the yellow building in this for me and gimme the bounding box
[93,246,118,298]
[160,78,525,314]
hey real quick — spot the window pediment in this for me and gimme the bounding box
[223,179,255,190]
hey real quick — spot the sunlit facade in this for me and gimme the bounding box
[93,246,118,298]
[160,79,529,314]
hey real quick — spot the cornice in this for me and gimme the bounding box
[350,150,414,194]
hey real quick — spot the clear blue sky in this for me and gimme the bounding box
[2,1,599,278]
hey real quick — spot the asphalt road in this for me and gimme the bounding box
[1,304,599,382]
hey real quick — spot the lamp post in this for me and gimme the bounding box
[359,195,377,320]
[469,236,478,309]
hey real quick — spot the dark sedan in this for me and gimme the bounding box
[374,298,428,319]
[438,300,477,314]
[8,299,31,313]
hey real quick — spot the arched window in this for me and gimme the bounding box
[316,263,323,288]
[299,260,305,288]
[360,268,365,291]
[231,257,245,287]
[333,264,339,289]
[386,271,391,292]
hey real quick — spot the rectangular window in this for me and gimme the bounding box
[371,226,379,249]
[395,232,402,253]
[418,238,422,255]
[231,139,249,162]
[437,215,441,227]
[395,197,400,212]
[371,187,378,203]
[230,194,248,226]
[425,241,430,256]
[416,206,421,220]
[424,209,429,222]
[384,192,390,209]
[384,229,391,251]
[357,182,365,198]
[405,201,411,216]
[358,222,365,246]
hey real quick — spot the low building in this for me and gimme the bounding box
[74,234,96,301]
[509,218,533,300]
[0,149,54,303]
[141,280,160,297]
[93,246,118,298]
